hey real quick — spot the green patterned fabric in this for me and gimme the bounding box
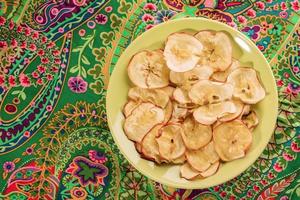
[0,0,299,199]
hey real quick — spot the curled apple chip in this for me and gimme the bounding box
[227,68,266,104]
[124,103,165,143]
[182,117,212,150]
[189,80,233,105]
[195,31,232,71]
[169,102,188,123]
[186,142,219,172]
[156,124,186,161]
[173,87,192,104]
[128,50,170,88]
[123,100,140,118]
[193,101,236,125]
[180,163,200,180]
[219,100,244,122]
[200,161,220,178]
[213,120,252,161]
[160,86,175,99]
[163,101,173,124]
[211,58,240,82]
[172,154,186,164]
[241,110,259,129]
[170,65,213,86]
[164,33,203,72]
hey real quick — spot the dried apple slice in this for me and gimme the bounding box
[180,163,200,180]
[213,120,252,161]
[160,86,175,99]
[128,50,170,88]
[189,80,233,105]
[124,103,165,143]
[211,58,240,82]
[173,87,192,104]
[128,87,169,108]
[193,101,236,125]
[199,161,220,177]
[123,100,140,118]
[164,33,203,72]
[170,65,213,86]
[163,101,173,124]
[227,68,266,104]
[219,100,244,122]
[195,30,232,71]
[241,110,259,129]
[172,154,186,164]
[186,142,219,172]
[182,117,212,150]
[156,124,186,161]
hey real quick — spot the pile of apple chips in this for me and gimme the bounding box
[123,31,265,180]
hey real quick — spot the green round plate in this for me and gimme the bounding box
[106,18,278,189]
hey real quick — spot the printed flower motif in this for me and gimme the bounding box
[0,16,6,26]
[280,2,287,10]
[41,57,49,64]
[68,76,88,93]
[32,31,39,39]
[78,29,86,37]
[287,83,300,94]
[0,75,4,86]
[8,75,16,87]
[255,2,265,10]
[95,14,108,25]
[279,11,288,18]
[32,71,39,78]
[46,74,53,81]
[37,65,46,73]
[73,0,86,6]
[283,152,293,161]
[88,150,108,164]
[237,15,247,24]
[105,6,112,12]
[246,9,256,18]
[293,67,299,73]
[242,25,261,40]
[143,3,157,11]
[291,0,299,11]
[273,162,283,172]
[261,21,274,34]
[146,24,154,30]
[291,141,300,152]
[3,161,15,173]
[70,187,87,200]
[155,10,176,24]
[0,41,7,48]
[87,20,96,29]
[142,14,154,22]
[88,7,94,14]
[19,73,31,87]
[58,27,64,33]
[29,43,37,51]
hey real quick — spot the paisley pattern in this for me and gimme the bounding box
[0,0,299,199]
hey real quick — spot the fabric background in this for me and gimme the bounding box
[0,0,299,199]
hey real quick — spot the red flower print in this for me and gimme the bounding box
[79,29,86,36]
[11,39,18,47]
[283,152,294,161]
[253,185,260,191]
[37,49,45,56]
[9,20,14,30]
[291,141,300,152]
[32,31,39,39]
[20,41,27,49]
[32,71,39,78]
[105,6,112,12]
[246,9,256,18]
[279,11,288,18]
[24,131,30,137]
[0,41,7,49]
[261,180,267,185]
[52,50,60,56]
[293,66,299,73]
[0,16,6,26]
[144,3,157,11]
[266,0,272,3]
[273,163,283,172]
[8,75,16,87]
[68,76,88,93]
[146,24,154,30]
[284,72,290,78]
[268,172,274,179]
[36,78,43,85]
[41,57,49,64]
[54,58,61,64]
[274,4,279,10]
[247,191,252,197]
[41,36,47,43]
[37,65,46,73]
[19,73,31,87]
[17,26,22,33]
[47,41,55,48]
[277,80,284,87]
[24,27,31,36]
[214,186,220,192]
[51,66,59,73]
[229,196,236,200]
[3,161,15,173]
[220,191,227,197]
[237,15,247,24]
[281,2,287,10]
[95,14,108,25]
[0,76,4,86]
[46,74,53,81]
[142,14,154,22]
[29,43,37,51]
[255,2,265,10]
[291,0,299,11]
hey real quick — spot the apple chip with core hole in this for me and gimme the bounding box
[200,161,220,177]
[186,142,219,172]
[182,117,212,150]
[195,31,232,71]
[189,80,233,105]
[123,100,140,118]
[211,58,240,82]
[156,124,186,161]
[213,120,252,161]
[227,68,265,104]
[241,110,259,129]
[193,101,236,125]
[219,100,244,122]
[128,50,170,88]
[164,33,203,72]
[180,163,200,180]
[128,87,170,108]
[124,103,164,143]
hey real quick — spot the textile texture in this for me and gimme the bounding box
[0,0,299,199]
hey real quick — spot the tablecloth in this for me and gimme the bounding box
[0,0,299,199]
